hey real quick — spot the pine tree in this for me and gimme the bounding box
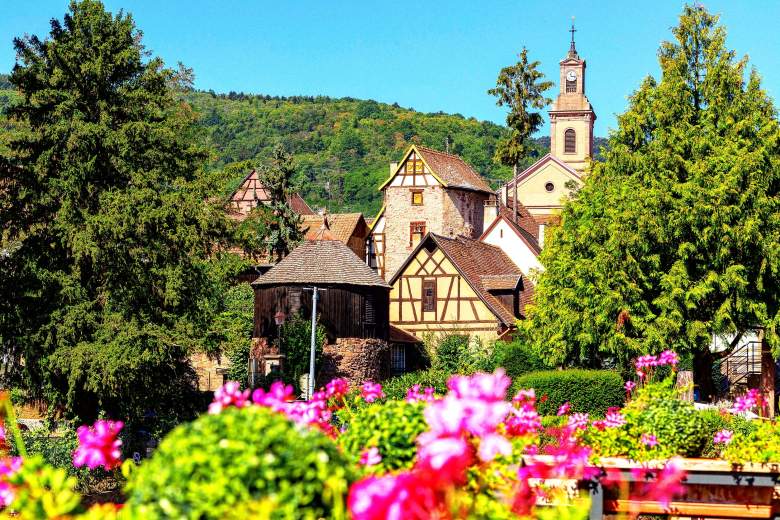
[0,0,226,421]
[488,48,553,173]
[522,5,780,399]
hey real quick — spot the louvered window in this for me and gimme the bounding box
[423,279,436,312]
[564,129,576,154]
[566,79,577,93]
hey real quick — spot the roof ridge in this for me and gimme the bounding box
[415,144,466,161]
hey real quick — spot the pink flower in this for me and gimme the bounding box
[567,413,589,431]
[478,433,512,462]
[641,433,658,447]
[505,402,541,436]
[635,355,659,369]
[326,378,350,400]
[72,420,123,471]
[448,369,510,402]
[513,388,536,404]
[557,402,571,416]
[252,381,294,410]
[624,381,636,392]
[360,447,382,466]
[361,381,385,403]
[416,436,473,486]
[713,429,733,445]
[604,410,626,428]
[0,457,22,507]
[731,388,761,413]
[636,370,646,379]
[406,384,436,403]
[348,473,443,520]
[658,350,679,366]
[208,381,250,414]
[630,459,687,508]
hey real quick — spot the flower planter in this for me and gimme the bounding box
[587,457,780,519]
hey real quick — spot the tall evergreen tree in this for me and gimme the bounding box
[0,0,226,420]
[522,5,780,399]
[488,48,553,174]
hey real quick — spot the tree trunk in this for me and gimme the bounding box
[693,348,715,402]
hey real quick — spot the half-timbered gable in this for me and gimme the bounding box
[227,169,315,221]
[370,145,493,280]
[389,233,527,341]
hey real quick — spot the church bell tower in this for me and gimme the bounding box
[548,20,596,172]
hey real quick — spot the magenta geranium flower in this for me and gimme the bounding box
[713,429,734,444]
[567,412,589,431]
[325,378,350,400]
[359,446,382,466]
[731,388,761,413]
[208,381,250,414]
[624,381,636,392]
[405,384,436,403]
[604,410,626,428]
[658,350,679,366]
[641,433,658,447]
[557,402,571,416]
[0,457,22,507]
[72,420,123,471]
[361,381,385,403]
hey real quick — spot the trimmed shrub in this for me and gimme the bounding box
[123,406,355,519]
[338,400,427,473]
[381,368,451,401]
[514,369,624,416]
[485,340,548,379]
[433,334,470,372]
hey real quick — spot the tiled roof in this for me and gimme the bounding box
[227,169,315,220]
[430,234,525,326]
[415,146,493,194]
[301,213,366,243]
[480,274,523,291]
[252,240,390,288]
[498,201,542,254]
[389,325,422,344]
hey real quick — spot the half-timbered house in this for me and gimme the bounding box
[368,145,494,280]
[388,233,530,341]
[227,168,315,221]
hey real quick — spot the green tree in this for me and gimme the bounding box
[0,0,227,421]
[236,145,304,262]
[522,5,780,400]
[488,48,553,174]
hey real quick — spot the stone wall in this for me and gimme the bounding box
[318,337,391,385]
[189,351,230,392]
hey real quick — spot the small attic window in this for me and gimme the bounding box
[545,182,555,192]
[411,189,423,206]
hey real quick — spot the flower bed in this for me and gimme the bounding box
[0,351,776,519]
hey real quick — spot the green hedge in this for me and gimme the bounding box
[514,369,624,416]
[381,368,451,401]
[487,340,549,379]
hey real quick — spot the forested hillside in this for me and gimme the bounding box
[1,74,606,214]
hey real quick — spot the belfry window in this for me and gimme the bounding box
[566,78,577,93]
[564,129,576,154]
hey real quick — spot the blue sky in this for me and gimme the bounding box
[2,1,778,138]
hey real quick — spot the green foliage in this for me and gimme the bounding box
[514,370,624,416]
[431,334,471,372]
[123,406,355,519]
[697,409,756,458]
[280,315,326,395]
[488,47,553,168]
[485,340,549,380]
[208,280,254,386]
[721,420,780,463]
[581,379,707,460]
[0,0,231,423]
[2,455,84,519]
[521,5,780,397]
[338,400,427,474]
[380,368,452,401]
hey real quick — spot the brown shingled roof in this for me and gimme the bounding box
[252,240,390,288]
[480,274,523,291]
[415,146,493,194]
[428,234,525,326]
[301,213,365,243]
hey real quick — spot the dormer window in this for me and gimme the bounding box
[564,129,576,154]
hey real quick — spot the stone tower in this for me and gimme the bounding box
[548,22,597,172]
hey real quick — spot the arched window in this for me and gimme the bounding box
[564,129,576,154]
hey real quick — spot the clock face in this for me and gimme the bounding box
[566,70,577,82]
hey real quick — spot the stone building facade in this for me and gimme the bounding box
[368,145,493,280]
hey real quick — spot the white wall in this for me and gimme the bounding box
[481,219,543,275]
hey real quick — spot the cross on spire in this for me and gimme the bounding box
[568,17,578,56]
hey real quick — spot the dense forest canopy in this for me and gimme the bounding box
[0,74,606,215]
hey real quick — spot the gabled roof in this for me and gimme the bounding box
[228,169,315,220]
[390,233,525,326]
[302,213,366,243]
[480,202,542,256]
[252,240,390,288]
[378,145,493,194]
[508,153,581,188]
[481,274,523,292]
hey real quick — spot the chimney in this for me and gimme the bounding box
[483,195,499,231]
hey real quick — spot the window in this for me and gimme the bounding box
[411,190,424,206]
[365,294,376,324]
[423,279,436,312]
[390,345,406,375]
[410,221,426,246]
[545,182,555,192]
[564,129,576,154]
[566,79,577,93]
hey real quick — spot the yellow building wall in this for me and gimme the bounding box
[513,160,581,218]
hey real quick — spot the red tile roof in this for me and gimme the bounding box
[301,213,366,243]
[227,169,314,220]
[415,146,493,194]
